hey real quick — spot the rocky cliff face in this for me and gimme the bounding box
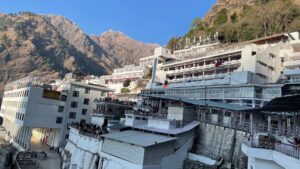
[204,0,255,24]
[92,30,159,66]
[0,12,157,93]
[192,123,248,169]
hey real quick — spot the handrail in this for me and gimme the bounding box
[244,139,300,159]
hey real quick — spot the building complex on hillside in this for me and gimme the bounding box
[1,31,300,169]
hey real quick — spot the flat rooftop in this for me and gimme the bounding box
[101,130,176,147]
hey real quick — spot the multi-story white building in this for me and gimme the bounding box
[91,65,150,94]
[139,47,174,67]
[282,32,300,83]
[0,74,113,151]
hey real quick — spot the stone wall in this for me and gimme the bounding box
[191,123,248,169]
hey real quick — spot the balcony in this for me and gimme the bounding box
[242,139,300,169]
[283,69,300,76]
[290,52,300,60]
[283,60,300,69]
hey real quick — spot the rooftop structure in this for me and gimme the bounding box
[101,130,176,147]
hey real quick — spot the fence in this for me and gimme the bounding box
[244,139,300,160]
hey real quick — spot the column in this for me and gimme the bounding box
[250,113,253,133]
[293,113,297,136]
[287,117,291,134]
[282,120,286,136]
[267,115,272,133]
[278,116,282,135]
[239,113,243,126]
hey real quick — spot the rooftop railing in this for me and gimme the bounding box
[244,138,300,160]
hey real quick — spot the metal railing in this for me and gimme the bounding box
[244,139,300,160]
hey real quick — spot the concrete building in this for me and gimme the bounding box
[0,75,113,151]
[62,104,199,169]
[90,65,150,94]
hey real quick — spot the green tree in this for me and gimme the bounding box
[230,12,238,23]
[123,79,131,87]
[121,88,130,94]
[213,8,228,27]
[166,37,179,52]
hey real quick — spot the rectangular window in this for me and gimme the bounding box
[85,88,90,94]
[82,109,87,115]
[71,101,78,108]
[58,106,64,112]
[69,112,76,119]
[56,117,63,124]
[83,98,90,105]
[72,91,79,97]
[60,95,67,101]
[80,119,86,124]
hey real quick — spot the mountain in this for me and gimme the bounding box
[0,12,157,93]
[92,30,159,65]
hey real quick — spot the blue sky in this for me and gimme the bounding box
[0,0,216,45]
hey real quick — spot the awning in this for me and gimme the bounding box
[245,95,300,112]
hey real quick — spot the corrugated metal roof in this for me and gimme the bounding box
[101,130,176,147]
[245,94,300,112]
[141,94,253,111]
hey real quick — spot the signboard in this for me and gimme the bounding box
[43,89,61,100]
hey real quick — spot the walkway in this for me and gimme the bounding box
[30,136,61,169]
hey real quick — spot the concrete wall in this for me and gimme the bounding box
[194,123,248,169]
[161,137,194,169]
[102,139,145,165]
[24,87,63,129]
[65,128,102,169]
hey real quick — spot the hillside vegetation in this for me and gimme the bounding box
[167,0,300,51]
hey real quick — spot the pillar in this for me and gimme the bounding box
[250,113,254,133]
[287,117,291,134]
[239,113,243,126]
[278,116,282,135]
[267,115,272,133]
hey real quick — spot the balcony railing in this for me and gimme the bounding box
[244,139,300,160]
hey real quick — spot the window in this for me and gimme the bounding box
[85,88,90,94]
[83,98,90,105]
[71,101,78,108]
[80,119,86,124]
[56,117,63,124]
[82,109,87,115]
[58,106,64,112]
[60,95,67,101]
[72,91,79,97]
[69,112,76,119]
